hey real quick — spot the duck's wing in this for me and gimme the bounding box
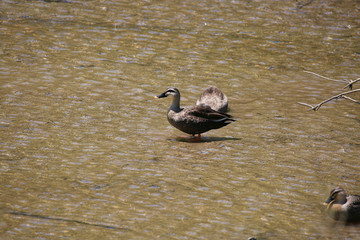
[187,105,234,122]
[349,195,360,206]
[347,195,360,222]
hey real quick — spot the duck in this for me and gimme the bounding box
[324,187,360,222]
[196,86,228,113]
[154,87,235,141]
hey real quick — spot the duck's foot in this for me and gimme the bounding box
[175,134,202,142]
[188,134,201,142]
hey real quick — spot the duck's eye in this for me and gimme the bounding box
[331,191,341,199]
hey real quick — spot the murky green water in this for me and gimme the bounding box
[1,0,359,239]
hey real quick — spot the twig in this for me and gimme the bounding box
[343,77,360,90]
[298,89,360,111]
[7,211,131,231]
[296,0,314,9]
[298,102,316,110]
[303,70,347,83]
[304,71,360,89]
[343,95,360,104]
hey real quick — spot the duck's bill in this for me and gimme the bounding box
[324,196,332,204]
[154,92,167,98]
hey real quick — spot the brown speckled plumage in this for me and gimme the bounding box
[155,87,235,138]
[325,187,360,222]
[196,86,228,113]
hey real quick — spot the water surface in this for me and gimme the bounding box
[1,0,359,239]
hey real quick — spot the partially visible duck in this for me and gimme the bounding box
[155,87,235,141]
[196,86,228,113]
[324,187,360,222]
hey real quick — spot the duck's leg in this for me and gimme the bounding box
[188,134,201,142]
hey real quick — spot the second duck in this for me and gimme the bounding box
[196,86,228,113]
[155,87,235,141]
[324,187,360,223]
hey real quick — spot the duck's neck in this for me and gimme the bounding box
[169,94,181,113]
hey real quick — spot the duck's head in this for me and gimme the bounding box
[154,87,180,99]
[325,187,347,205]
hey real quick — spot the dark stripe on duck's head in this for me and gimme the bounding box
[325,187,346,204]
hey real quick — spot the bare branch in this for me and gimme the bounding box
[299,89,360,111]
[298,102,316,110]
[343,95,360,104]
[296,0,314,9]
[343,77,360,90]
[304,70,360,90]
[303,71,347,83]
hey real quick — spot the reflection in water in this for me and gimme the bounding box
[1,0,359,239]
[172,136,242,143]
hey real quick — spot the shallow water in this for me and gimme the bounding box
[1,0,359,239]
